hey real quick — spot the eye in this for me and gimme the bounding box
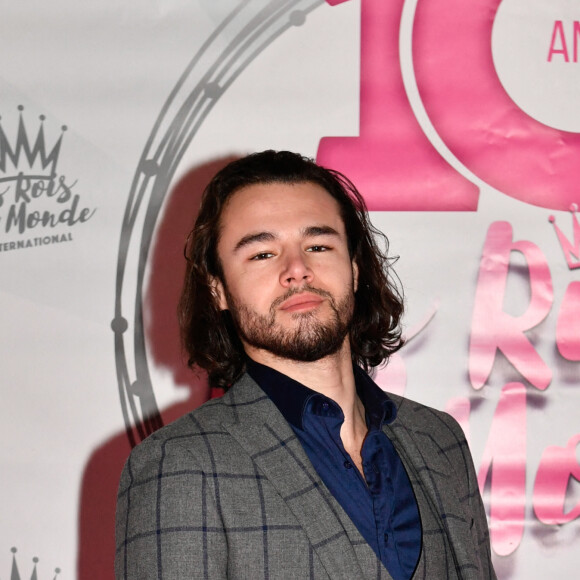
[306,245,330,253]
[250,252,275,261]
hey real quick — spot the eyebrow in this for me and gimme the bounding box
[234,231,277,252]
[301,225,340,238]
[233,225,341,253]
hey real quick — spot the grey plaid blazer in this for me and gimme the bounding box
[115,373,496,579]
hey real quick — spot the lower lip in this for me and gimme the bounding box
[281,300,323,312]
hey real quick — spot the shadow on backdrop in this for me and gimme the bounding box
[77,156,237,579]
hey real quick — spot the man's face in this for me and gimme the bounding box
[214,181,358,362]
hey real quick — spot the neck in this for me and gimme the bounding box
[246,339,367,448]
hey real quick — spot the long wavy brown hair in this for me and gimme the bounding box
[178,150,404,389]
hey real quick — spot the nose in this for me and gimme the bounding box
[279,250,313,287]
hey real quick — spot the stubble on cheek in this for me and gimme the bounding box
[224,284,355,362]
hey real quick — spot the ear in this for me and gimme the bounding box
[352,260,359,292]
[210,276,228,310]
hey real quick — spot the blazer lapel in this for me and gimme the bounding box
[222,374,367,580]
[383,397,482,579]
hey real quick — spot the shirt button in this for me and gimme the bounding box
[384,533,389,544]
[344,460,353,469]
[322,402,329,410]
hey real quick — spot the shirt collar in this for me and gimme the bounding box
[245,357,397,431]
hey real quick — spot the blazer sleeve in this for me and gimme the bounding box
[115,432,227,579]
[443,413,497,580]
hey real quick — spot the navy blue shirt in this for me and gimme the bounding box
[246,359,421,580]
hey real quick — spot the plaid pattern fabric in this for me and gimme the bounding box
[386,401,496,580]
[115,374,496,580]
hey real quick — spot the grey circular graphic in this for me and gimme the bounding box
[113,0,324,447]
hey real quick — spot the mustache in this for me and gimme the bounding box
[270,286,333,310]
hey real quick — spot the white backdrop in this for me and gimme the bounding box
[1,1,579,578]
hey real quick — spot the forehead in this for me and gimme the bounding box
[218,181,346,240]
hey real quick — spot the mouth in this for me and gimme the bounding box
[279,292,325,313]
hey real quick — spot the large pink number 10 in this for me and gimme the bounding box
[319,0,580,212]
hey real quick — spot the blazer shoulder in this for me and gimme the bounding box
[118,374,270,489]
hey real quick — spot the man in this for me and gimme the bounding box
[115,151,496,579]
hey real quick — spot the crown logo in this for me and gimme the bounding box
[0,106,66,176]
[9,547,60,580]
[549,204,580,270]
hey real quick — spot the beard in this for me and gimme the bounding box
[224,284,355,362]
